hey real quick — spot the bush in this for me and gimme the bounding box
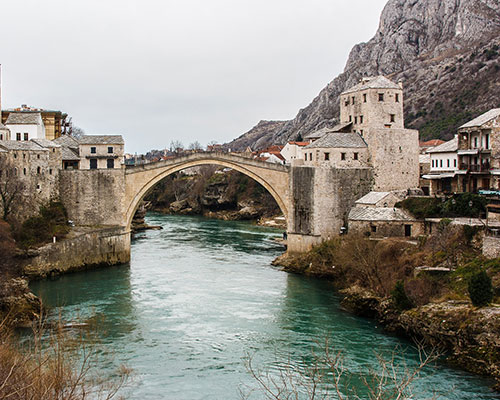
[15,201,69,249]
[468,270,493,307]
[391,281,414,311]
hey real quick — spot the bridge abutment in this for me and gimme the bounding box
[286,165,373,253]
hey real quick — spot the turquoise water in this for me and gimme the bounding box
[30,213,497,399]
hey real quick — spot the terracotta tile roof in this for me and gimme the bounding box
[287,141,309,146]
[420,139,445,147]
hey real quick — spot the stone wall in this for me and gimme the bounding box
[288,165,373,252]
[365,128,420,191]
[59,169,126,226]
[23,227,130,279]
[349,220,425,238]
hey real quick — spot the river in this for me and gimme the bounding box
[30,213,496,399]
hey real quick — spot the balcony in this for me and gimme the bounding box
[459,163,490,172]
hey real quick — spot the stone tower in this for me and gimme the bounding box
[340,76,419,191]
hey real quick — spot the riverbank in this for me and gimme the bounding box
[274,232,500,389]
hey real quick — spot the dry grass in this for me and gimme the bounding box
[0,314,130,400]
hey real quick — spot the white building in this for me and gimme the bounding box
[280,141,309,163]
[5,112,46,141]
[423,136,459,194]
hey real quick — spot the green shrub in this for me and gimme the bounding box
[15,201,69,249]
[468,270,493,307]
[391,281,414,311]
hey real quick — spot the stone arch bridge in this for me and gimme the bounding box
[59,152,373,254]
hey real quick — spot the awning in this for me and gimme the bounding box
[490,169,500,176]
[458,149,479,155]
[422,173,455,179]
[455,170,468,175]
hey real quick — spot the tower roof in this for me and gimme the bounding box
[341,76,401,95]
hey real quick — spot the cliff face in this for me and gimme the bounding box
[227,0,500,150]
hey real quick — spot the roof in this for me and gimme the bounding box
[0,123,9,131]
[420,139,445,147]
[304,131,367,149]
[426,136,458,153]
[341,76,401,95]
[355,192,391,205]
[54,135,80,148]
[61,147,80,161]
[31,138,60,148]
[79,135,124,145]
[287,141,309,147]
[5,112,43,125]
[303,123,353,140]
[459,109,500,129]
[0,140,47,151]
[348,207,415,222]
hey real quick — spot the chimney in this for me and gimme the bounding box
[398,79,404,89]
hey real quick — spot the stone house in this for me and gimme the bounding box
[301,76,419,191]
[302,131,369,168]
[423,136,459,195]
[348,206,424,238]
[53,135,81,169]
[457,108,500,192]
[78,135,124,169]
[5,112,46,141]
[0,140,62,214]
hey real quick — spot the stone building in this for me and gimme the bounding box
[0,140,62,217]
[4,112,46,141]
[78,135,124,169]
[301,76,419,191]
[301,131,369,168]
[53,135,81,169]
[280,141,309,163]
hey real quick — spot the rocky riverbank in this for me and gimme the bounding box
[274,233,500,389]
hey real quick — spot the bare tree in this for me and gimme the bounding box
[0,156,25,221]
[188,141,203,151]
[243,340,442,400]
[71,125,85,139]
[169,140,184,153]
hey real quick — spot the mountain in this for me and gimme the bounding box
[226,0,500,151]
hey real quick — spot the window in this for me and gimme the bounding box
[404,225,412,237]
[440,160,443,168]
[49,168,52,175]
[24,133,28,141]
[352,96,355,104]
[23,168,26,175]
[395,93,399,102]
[324,152,330,161]
[91,147,97,154]
[360,130,363,135]
[341,153,346,161]
[107,159,115,169]
[345,98,349,106]
[360,115,363,124]
[108,146,113,154]
[378,93,384,101]
[354,116,358,124]
[454,159,457,168]
[432,160,434,168]
[447,159,450,168]
[0,134,2,140]
[16,133,21,141]
[349,115,352,122]
[37,154,40,159]
[485,134,490,149]
[390,114,395,123]
[37,166,41,174]
[363,94,367,103]
[90,159,98,169]
[353,152,358,160]
[474,137,478,148]
[371,225,377,233]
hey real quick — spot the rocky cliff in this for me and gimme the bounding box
[226,0,500,150]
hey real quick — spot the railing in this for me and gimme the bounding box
[459,163,490,172]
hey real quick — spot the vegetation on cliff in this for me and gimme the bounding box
[144,166,281,221]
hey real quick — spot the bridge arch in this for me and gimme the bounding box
[124,153,290,231]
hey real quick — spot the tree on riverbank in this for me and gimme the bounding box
[244,341,441,400]
[0,156,25,221]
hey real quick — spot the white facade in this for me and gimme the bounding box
[429,152,458,172]
[280,142,308,163]
[5,112,46,141]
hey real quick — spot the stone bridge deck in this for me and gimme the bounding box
[124,152,291,229]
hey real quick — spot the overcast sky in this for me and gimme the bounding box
[1,0,387,153]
